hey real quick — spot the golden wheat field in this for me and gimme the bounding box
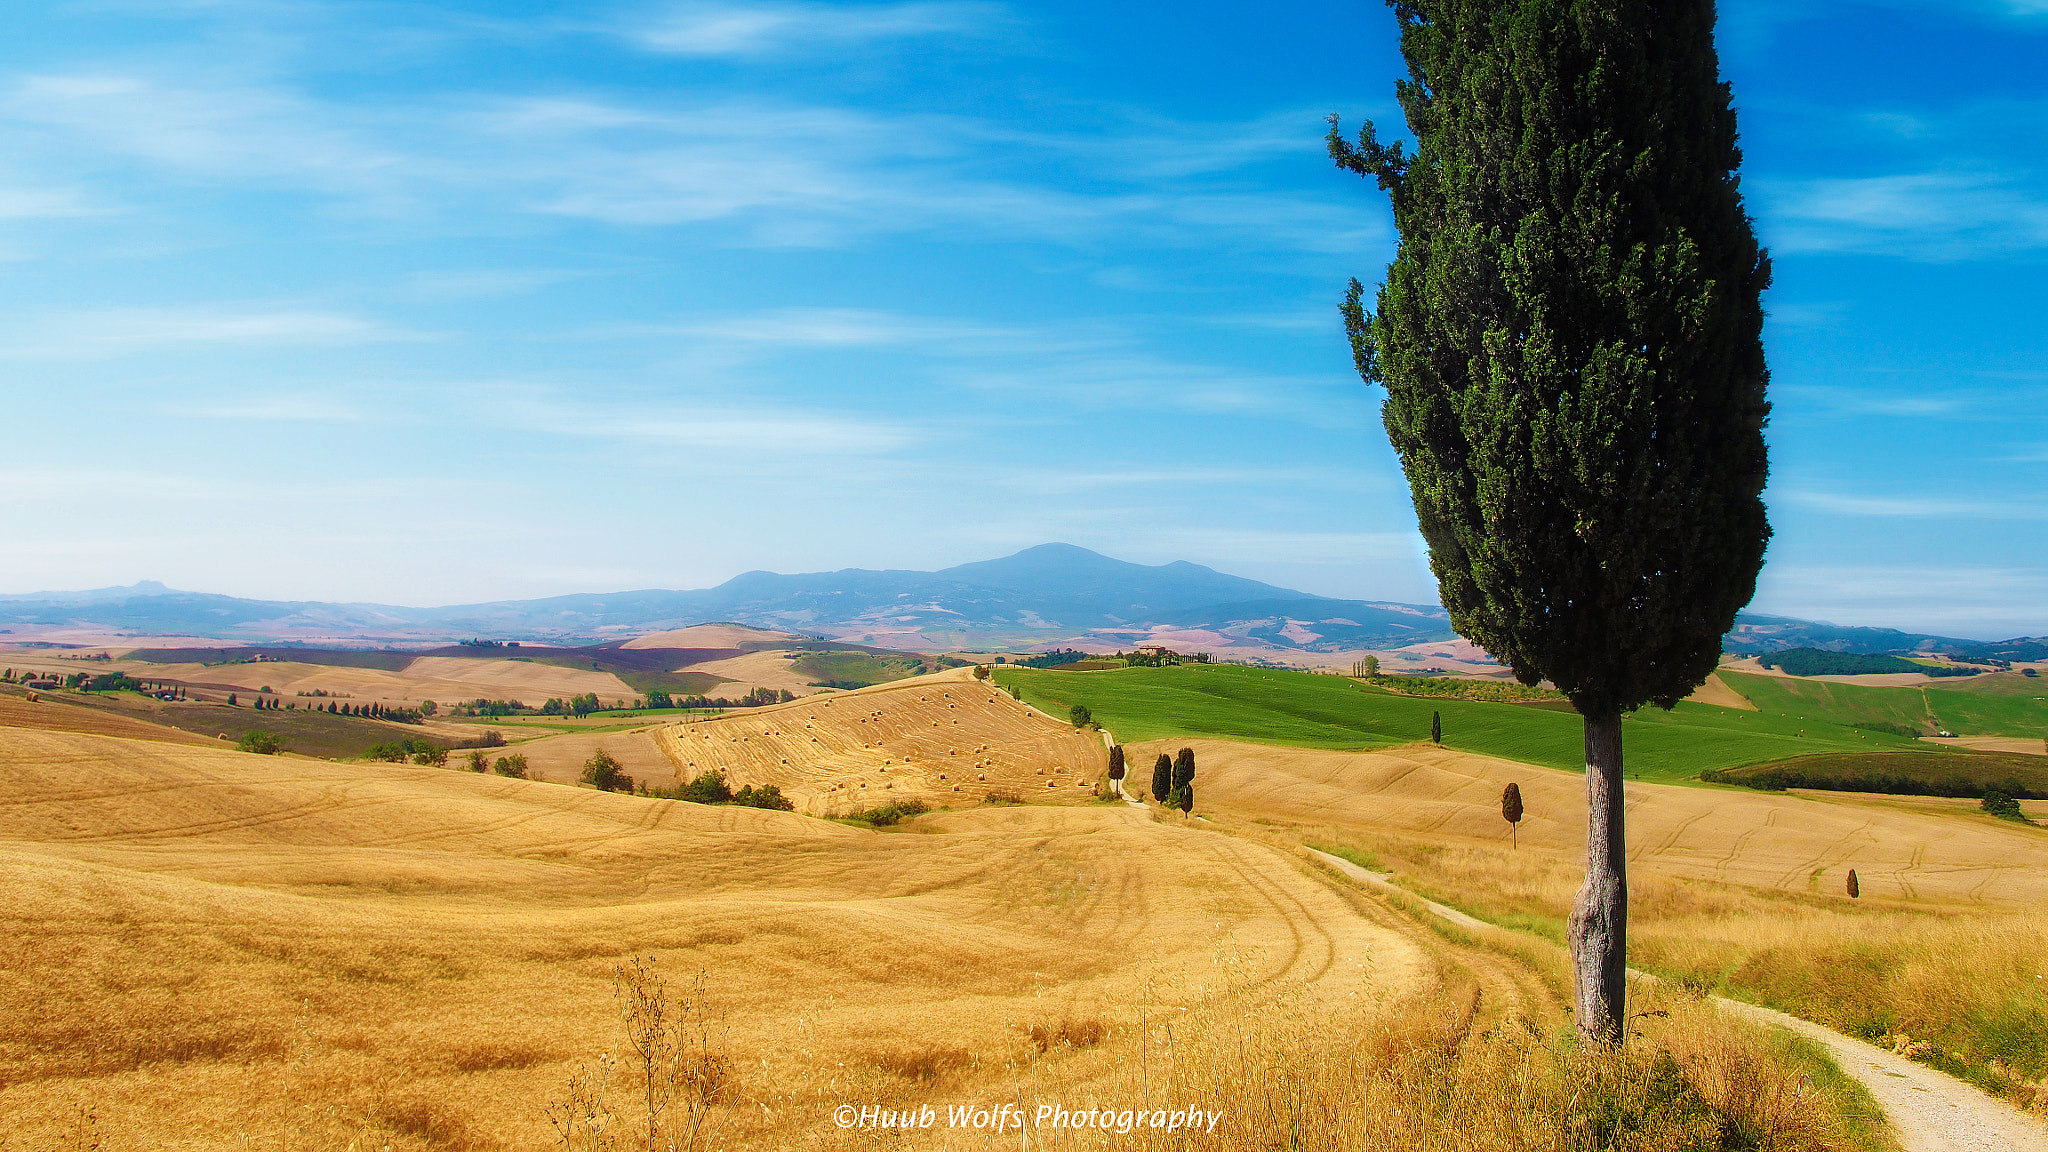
[9,660,2033,1150]
[0,720,1444,1150]
[653,671,1110,815]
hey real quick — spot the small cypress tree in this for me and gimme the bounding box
[1431,711,1442,745]
[1107,745,1126,781]
[1171,747,1195,794]
[1151,753,1173,804]
[227,693,238,706]
[1502,782,1524,848]
[1846,869,1860,899]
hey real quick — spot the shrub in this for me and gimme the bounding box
[366,741,410,763]
[981,789,1020,806]
[849,800,929,827]
[1982,790,2029,823]
[581,749,633,792]
[972,664,991,681]
[236,729,284,755]
[1846,869,1859,898]
[677,770,734,805]
[467,750,490,773]
[493,754,530,779]
[1069,703,1092,729]
[412,743,449,768]
[732,783,794,811]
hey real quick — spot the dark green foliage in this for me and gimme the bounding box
[1171,747,1194,794]
[1851,720,1924,738]
[732,783,795,811]
[1502,782,1524,842]
[1702,752,2047,800]
[1069,703,1093,729]
[467,750,490,773]
[1981,790,2029,823]
[847,800,929,827]
[1151,753,1172,804]
[581,749,633,792]
[643,690,673,709]
[493,754,530,779]
[236,729,284,755]
[1021,649,1088,669]
[366,741,410,763]
[413,743,448,768]
[1329,1,1772,719]
[675,770,734,804]
[1759,648,1978,677]
[1107,744,1125,781]
[227,693,239,706]
[1430,710,1442,744]
[973,664,992,681]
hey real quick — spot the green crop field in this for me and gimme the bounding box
[788,650,928,688]
[1724,672,2048,739]
[992,663,1935,785]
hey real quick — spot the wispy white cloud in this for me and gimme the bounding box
[1755,564,2048,638]
[493,395,917,455]
[627,1,1007,57]
[1786,490,2048,520]
[1,307,422,357]
[181,394,367,422]
[1759,170,2048,259]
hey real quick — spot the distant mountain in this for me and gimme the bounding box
[1722,614,2047,661]
[3,549,2032,660]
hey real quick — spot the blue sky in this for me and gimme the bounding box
[1,1,2044,638]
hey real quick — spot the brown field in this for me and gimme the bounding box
[655,670,1109,815]
[669,648,830,698]
[619,624,795,649]
[472,725,681,786]
[1686,671,1759,710]
[10,657,2033,1149]
[1130,737,2048,906]
[0,722,1449,1151]
[0,686,225,748]
[0,654,639,710]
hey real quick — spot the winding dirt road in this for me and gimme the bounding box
[1306,849,2048,1152]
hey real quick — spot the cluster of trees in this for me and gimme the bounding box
[305,699,425,723]
[366,736,449,765]
[1350,657,1381,678]
[1113,649,1212,668]
[1701,764,2046,800]
[1757,648,1981,677]
[1149,748,1195,812]
[457,639,521,649]
[1020,649,1088,669]
[236,730,285,755]
[1069,704,1093,729]
[466,751,529,778]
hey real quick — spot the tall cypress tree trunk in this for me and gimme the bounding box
[1568,713,1627,1042]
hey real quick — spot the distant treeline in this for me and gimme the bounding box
[1114,649,1213,668]
[445,687,797,718]
[1702,752,2048,800]
[1020,649,1089,669]
[1756,648,1981,677]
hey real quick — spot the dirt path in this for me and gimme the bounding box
[1305,849,2048,1152]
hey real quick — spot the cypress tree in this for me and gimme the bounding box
[1331,1,1770,1042]
[1151,753,1173,804]
[1171,748,1195,794]
[1430,710,1441,745]
[1845,868,1859,899]
[1107,745,1126,781]
[1502,782,1524,848]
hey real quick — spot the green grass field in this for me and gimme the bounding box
[993,663,1938,784]
[1725,672,2048,739]
[788,650,928,688]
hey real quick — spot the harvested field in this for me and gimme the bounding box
[1134,737,2048,906]
[656,670,1109,815]
[670,648,826,697]
[619,624,795,649]
[0,723,1424,1150]
[473,725,679,786]
[35,655,640,709]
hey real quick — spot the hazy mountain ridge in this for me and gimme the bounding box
[2,545,2033,658]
